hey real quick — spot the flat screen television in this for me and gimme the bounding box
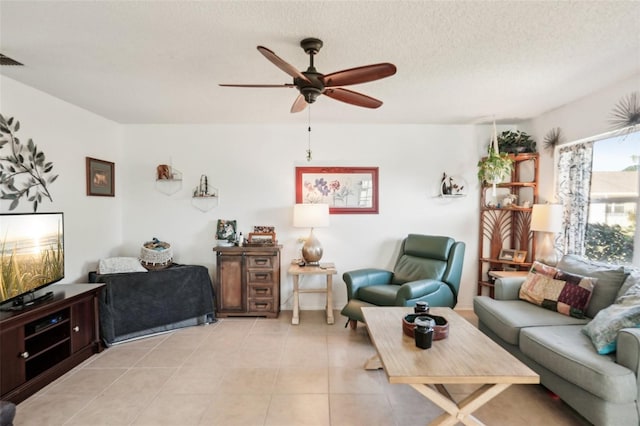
[0,212,64,310]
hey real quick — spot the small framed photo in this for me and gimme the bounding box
[498,249,516,261]
[254,226,275,234]
[514,250,527,263]
[248,232,276,244]
[216,219,237,241]
[86,157,114,197]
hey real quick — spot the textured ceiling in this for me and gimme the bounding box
[0,1,639,125]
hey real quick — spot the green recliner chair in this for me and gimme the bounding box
[341,234,465,329]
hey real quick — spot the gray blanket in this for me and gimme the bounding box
[89,264,215,345]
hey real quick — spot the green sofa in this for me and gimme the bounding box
[474,255,640,426]
[341,234,465,328]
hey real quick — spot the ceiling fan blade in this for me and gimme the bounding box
[323,63,396,87]
[324,88,383,109]
[219,83,295,88]
[290,94,308,113]
[257,46,311,84]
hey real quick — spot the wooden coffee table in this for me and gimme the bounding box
[362,307,539,426]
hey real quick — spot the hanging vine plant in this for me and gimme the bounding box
[0,114,58,211]
[478,122,514,196]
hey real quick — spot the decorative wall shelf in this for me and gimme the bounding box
[155,178,182,195]
[438,173,467,198]
[155,165,183,196]
[191,195,218,212]
[191,175,218,211]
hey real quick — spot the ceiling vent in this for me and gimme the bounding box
[0,54,24,66]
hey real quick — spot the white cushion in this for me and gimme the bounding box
[98,257,147,274]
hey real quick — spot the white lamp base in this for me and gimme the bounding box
[536,232,558,266]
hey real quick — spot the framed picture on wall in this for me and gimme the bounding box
[295,166,379,214]
[86,157,115,197]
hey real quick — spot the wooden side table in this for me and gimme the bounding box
[288,262,337,325]
[488,270,529,279]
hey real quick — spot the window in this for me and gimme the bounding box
[586,131,639,266]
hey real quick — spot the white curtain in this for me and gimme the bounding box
[556,142,594,256]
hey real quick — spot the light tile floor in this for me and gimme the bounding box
[16,310,590,425]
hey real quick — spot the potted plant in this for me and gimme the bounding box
[497,130,537,153]
[478,125,514,196]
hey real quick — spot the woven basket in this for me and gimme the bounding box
[402,313,449,340]
[140,239,173,270]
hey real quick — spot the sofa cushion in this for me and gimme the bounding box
[582,274,640,355]
[583,293,640,354]
[557,254,628,318]
[358,285,399,306]
[520,325,637,403]
[617,269,640,300]
[519,261,595,318]
[473,296,588,345]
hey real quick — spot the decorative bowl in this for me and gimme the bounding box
[402,313,449,340]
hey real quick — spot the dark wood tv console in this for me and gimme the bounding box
[0,283,104,404]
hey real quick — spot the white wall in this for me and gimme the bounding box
[122,124,486,309]
[0,76,123,282]
[523,72,640,202]
[7,70,633,312]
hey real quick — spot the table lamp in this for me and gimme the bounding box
[293,203,330,266]
[531,204,563,266]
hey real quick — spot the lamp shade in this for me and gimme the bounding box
[293,203,329,228]
[531,204,563,233]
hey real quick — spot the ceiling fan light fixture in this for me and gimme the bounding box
[302,87,322,104]
[220,38,396,112]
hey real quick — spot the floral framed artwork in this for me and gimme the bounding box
[86,157,114,197]
[295,166,379,214]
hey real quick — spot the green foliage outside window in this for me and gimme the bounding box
[585,222,634,264]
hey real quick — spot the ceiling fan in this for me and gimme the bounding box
[219,38,397,113]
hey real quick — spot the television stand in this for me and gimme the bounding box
[0,283,104,404]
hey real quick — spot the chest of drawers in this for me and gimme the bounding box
[213,246,281,318]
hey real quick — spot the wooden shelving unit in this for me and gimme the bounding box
[478,153,539,297]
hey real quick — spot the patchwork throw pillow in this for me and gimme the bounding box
[519,261,595,318]
[557,254,628,318]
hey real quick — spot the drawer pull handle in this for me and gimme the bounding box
[255,273,268,279]
[255,259,268,265]
[255,303,268,308]
[73,326,80,332]
[20,351,29,359]
[256,288,268,294]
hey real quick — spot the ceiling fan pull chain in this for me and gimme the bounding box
[306,106,312,162]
